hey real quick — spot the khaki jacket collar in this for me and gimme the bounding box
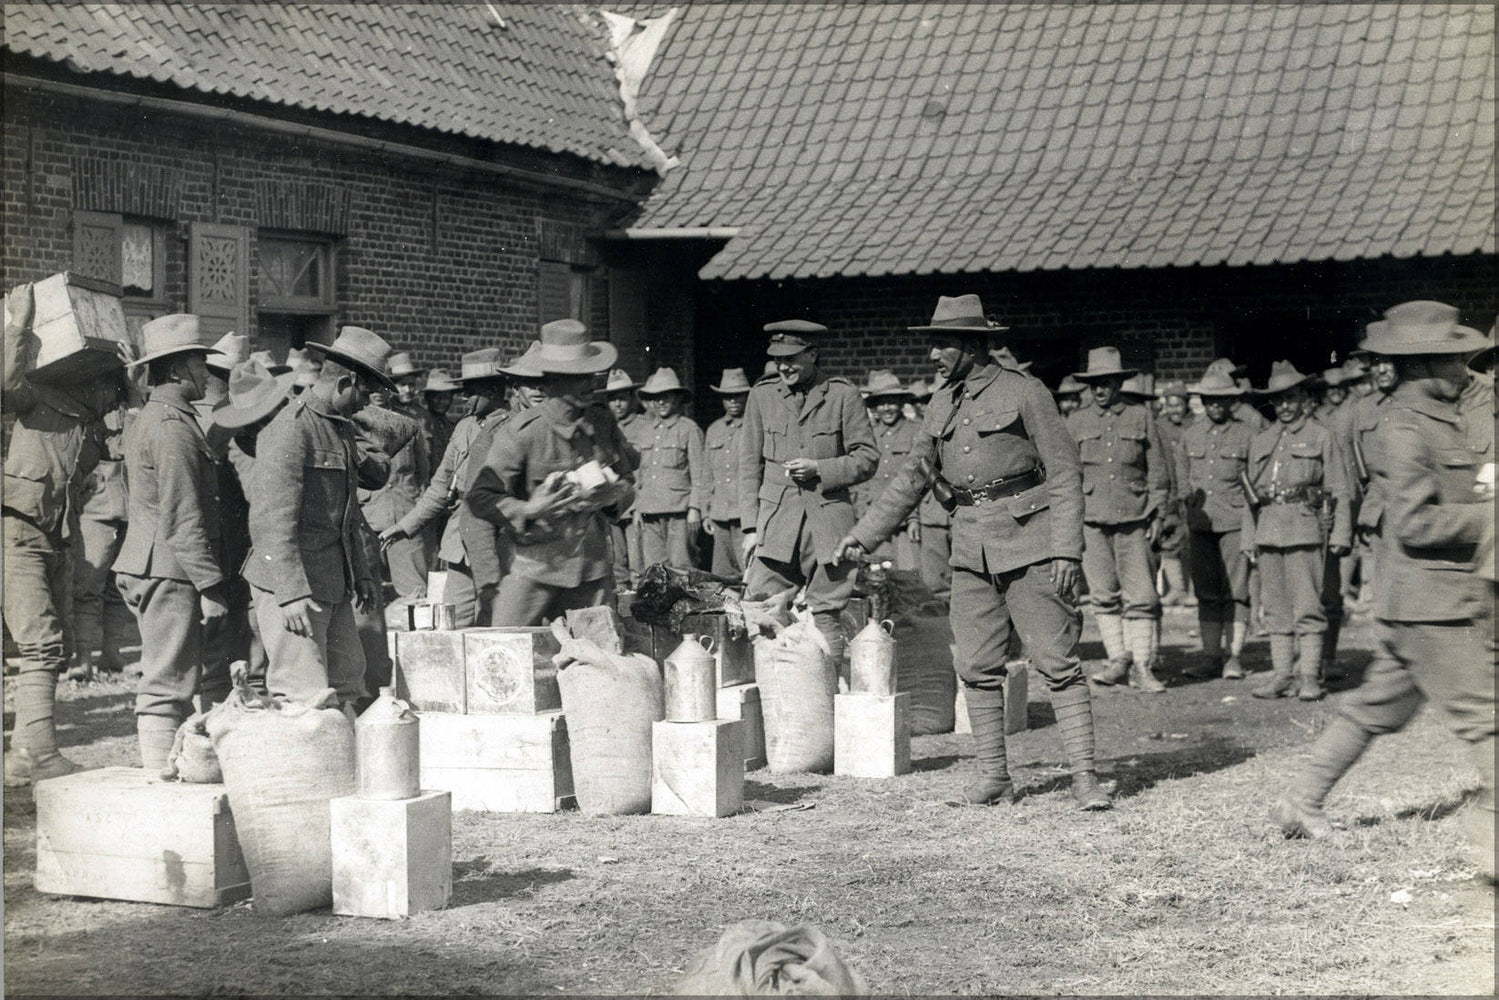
[1395,381,1462,426]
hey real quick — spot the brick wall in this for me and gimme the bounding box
[690,254,1497,395]
[3,85,633,368]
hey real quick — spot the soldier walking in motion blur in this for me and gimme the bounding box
[836,295,1109,811]
[1272,303,1495,880]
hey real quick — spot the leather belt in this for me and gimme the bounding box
[945,466,1044,506]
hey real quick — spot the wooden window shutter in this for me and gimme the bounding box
[607,266,648,377]
[189,222,249,342]
[72,210,122,283]
[537,260,573,325]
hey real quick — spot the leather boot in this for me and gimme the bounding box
[137,714,180,774]
[1124,618,1166,693]
[1051,684,1110,809]
[812,610,848,682]
[1296,633,1326,701]
[1160,557,1188,607]
[1183,618,1223,678]
[1252,634,1297,698]
[3,748,83,788]
[1221,620,1248,678]
[959,686,1014,805]
[1271,715,1371,839]
[1091,613,1131,684]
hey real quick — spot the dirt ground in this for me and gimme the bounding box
[3,606,1494,996]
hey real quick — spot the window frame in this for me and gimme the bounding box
[257,231,338,315]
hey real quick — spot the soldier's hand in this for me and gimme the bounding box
[281,597,323,637]
[1244,547,1258,566]
[686,508,702,533]
[1329,543,1351,557]
[526,472,578,519]
[354,579,380,613]
[832,535,865,566]
[907,521,921,543]
[741,530,758,563]
[1049,558,1080,600]
[1146,517,1163,546]
[703,518,718,537]
[378,524,408,549]
[784,457,820,486]
[199,592,229,625]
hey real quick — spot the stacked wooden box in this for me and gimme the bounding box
[678,612,765,772]
[394,627,574,813]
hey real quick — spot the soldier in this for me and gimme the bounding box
[455,346,546,627]
[111,316,230,769]
[1347,315,1412,595]
[1067,348,1172,693]
[738,319,878,662]
[634,367,706,571]
[421,367,461,485]
[602,367,648,588]
[908,377,932,418]
[855,370,919,572]
[467,320,636,626]
[244,326,392,708]
[1154,378,1194,607]
[208,358,298,695]
[1241,362,1352,701]
[1271,309,1493,879]
[379,348,512,627]
[704,368,752,581]
[1204,358,1267,431]
[361,352,433,600]
[67,400,132,679]
[1053,374,1086,417]
[835,295,1107,809]
[2,283,124,786]
[916,372,953,603]
[1320,357,1372,631]
[1177,366,1256,679]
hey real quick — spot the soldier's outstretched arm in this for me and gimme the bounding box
[390,420,466,539]
[2,283,38,413]
[844,434,934,556]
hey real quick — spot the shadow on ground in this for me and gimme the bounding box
[1020,733,1256,802]
[450,859,575,908]
[743,780,818,805]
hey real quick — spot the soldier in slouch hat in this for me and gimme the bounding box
[836,295,1109,810]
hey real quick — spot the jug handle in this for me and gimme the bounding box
[697,634,716,655]
[879,619,895,635]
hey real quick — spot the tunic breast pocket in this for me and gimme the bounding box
[808,428,842,459]
[654,443,688,469]
[1076,431,1105,464]
[1116,429,1146,466]
[1288,441,1322,477]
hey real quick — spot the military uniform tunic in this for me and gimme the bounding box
[611,409,652,586]
[704,412,746,579]
[244,393,375,706]
[852,362,1086,693]
[361,398,434,599]
[1176,413,1256,624]
[635,412,706,570]
[467,401,637,626]
[737,370,877,614]
[1241,414,1352,637]
[1066,399,1170,620]
[1336,381,1494,795]
[115,383,227,720]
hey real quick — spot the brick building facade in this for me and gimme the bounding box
[2,81,643,367]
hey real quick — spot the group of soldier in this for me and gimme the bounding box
[3,282,1493,874]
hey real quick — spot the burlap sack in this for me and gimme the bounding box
[206,686,355,917]
[552,621,664,815]
[753,616,836,774]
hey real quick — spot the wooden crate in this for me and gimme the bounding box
[678,612,754,688]
[34,767,250,908]
[331,791,452,919]
[620,616,674,663]
[394,630,467,713]
[715,682,767,771]
[462,628,562,715]
[834,693,912,778]
[651,719,744,818]
[418,711,574,813]
[27,272,133,385]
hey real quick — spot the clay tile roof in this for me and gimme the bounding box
[4,3,653,171]
[629,2,1495,280]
